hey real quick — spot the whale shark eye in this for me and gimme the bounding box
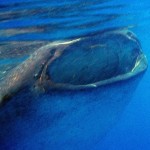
[127,31,132,37]
[50,49,56,55]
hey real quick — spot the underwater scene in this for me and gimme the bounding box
[0,0,150,150]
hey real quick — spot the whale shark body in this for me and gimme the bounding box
[0,30,148,104]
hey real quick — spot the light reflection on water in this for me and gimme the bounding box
[0,0,149,41]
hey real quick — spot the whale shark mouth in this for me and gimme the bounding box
[38,30,148,90]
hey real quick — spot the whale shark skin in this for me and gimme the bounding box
[0,40,78,103]
[0,29,148,104]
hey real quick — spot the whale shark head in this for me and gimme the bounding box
[0,29,148,104]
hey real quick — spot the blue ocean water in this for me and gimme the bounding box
[0,0,150,150]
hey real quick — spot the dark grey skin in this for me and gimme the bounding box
[0,30,148,104]
[0,39,80,104]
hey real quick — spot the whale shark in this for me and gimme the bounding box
[0,29,148,104]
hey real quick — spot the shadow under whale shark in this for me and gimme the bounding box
[0,73,145,150]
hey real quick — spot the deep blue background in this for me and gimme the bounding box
[0,0,150,150]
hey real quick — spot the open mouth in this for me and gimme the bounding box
[39,30,148,90]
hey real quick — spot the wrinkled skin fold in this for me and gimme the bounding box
[0,29,148,104]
